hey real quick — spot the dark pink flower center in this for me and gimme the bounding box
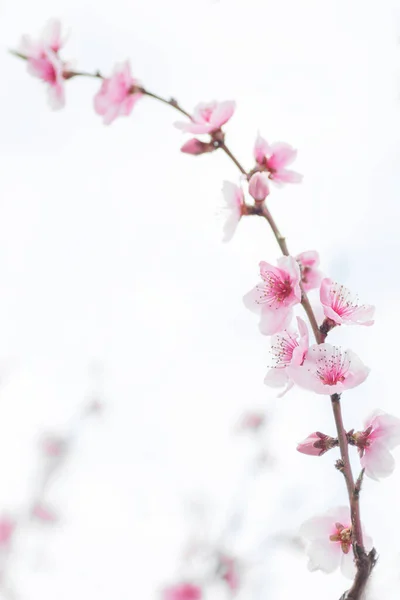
[257,272,293,308]
[329,283,361,318]
[315,348,350,386]
[198,107,214,123]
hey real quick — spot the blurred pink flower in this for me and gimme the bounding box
[180,139,214,155]
[0,516,15,547]
[32,502,58,524]
[289,344,370,395]
[264,317,309,396]
[175,101,235,134]
[296,251,323,292]
[354,410,400,480]
[221,181,246,242]
[248,172,270,202]
[237,411,265,432]
[18,20,66,109]
[320,278,375,326]
[243,256,301,335]
[300,506,372,579]
[94,61,142,125]
[218,554,240,592]
[297,432,337,456]
[254,134,302,184]
[163,583,202,600]
[41,433,67,457]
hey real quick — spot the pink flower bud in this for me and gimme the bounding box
[297,432,337,456]
[248,172,270,201]
[180,139,214,155]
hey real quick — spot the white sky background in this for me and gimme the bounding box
[0,0,400,598]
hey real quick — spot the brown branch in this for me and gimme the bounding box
[10,49,375,596]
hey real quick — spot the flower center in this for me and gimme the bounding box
[329,283,361,318]
[329,522,352,554]
[199,107,214,123]
[315,347,350,386]
[257,273,293,307]
[271,331,299,367]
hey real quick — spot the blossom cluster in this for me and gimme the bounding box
[14,18,399,592]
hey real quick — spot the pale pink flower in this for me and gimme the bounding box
[0,516,15,548]
[163,583,202,600]
[300,506,372,579]
[264,317,309,396]
[175,101,235,134]
[94,61,142,125]
[18,20,67,109]
[354,410,400,480]
[248,172,270,202]
[218,554,240,592]
[243,256,301,335]
[221,181,246,242]
[32,502,58,524]
[297,432,337,456]
[289,344,370,395]
[237,411,265,432]
[180,139,214,155]
[320,278,375,326]
[296,251,323,292]
[41,433,67,458]
[254,134,302,184]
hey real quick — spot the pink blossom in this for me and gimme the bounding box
[32,502,58,524]
[41,433,67,458]
[320,278,375,326]
[243,256,301,335]
[296,251,323,292]
[218,554,240,592]
[288,344,370,395]
[264,317,309,396]
[180,139,214,155]
[253,134,302,184]
[221,181,246,242]
[354,410,400,480]
[0,516,15,548]
[175,101,235,134]
[237,411,265,432]
[163,583,202,600]
[248,172,270,202]
[297,432,337,456]
[94,61,142,125]
[300,506,372,579]
[18,20,66,109]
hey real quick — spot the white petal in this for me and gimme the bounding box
[306,539,341,574]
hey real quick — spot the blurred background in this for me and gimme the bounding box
[0,0,399,598]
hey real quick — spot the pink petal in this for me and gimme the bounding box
[267,142,297,169]
[306,539,341,573]
[361,440,395,480]
[209,100,236,129]
[340,551,356,580]
[42,19,62,52]
[253,133,270,164]
[368,412,400,448]
[222,213,241,243]
[270,169,303,184]
[296,251,319,268]
[264,367,289,388]
[259,305,293,336]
